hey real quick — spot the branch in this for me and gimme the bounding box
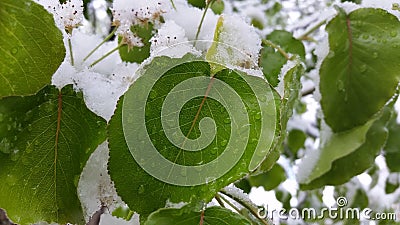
[262,39,290,60]
[298,20,326,41]
[220,188,273,225]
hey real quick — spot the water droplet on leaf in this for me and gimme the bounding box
[10,47,18,55]
[10,149,20,161]
[6,174,17,186]
[149,90,158,100]
[220,140,227,147]
[390,31,397,37]
[372,52,378,58]
[211,147,218,154]
[223,118,230,124]
[0,138,11,154]
[360,64,367,73]
[327,51,335,58]
[255,112,261,120]
[336,80,345,92]
[26,142,33,153]
[138,185,145,194]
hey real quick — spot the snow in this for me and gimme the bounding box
[70,29,122,74]
[338,2,361,14]
[232,67,264,79]
[99,214,139,225]
[165,200,188,209]
[223,186,258,209]
[395,97,400,123]
[111,0,171,48]
[368,156,400,211]
[35,0,84,33]
[51,60,77,89]
[78,142,123,222]
[275,59,298,97]
[150,20,200,58]
[362,0,400,20]
[72,63,138,120]
[215,14,261,68]
[112,0,170,26]
[295,133,321,184]
[163,3,219,52]
[51,28,138,120]
[287,95,319,137]
[28,0,400,224]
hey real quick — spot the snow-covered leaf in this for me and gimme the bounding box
[260,30,305,87]
[320,8,400,132]
[0,85,107,224]
[0,0,65,98]
[119,24,153,63]
[108,55,277,217]
[258,61,304,172]
[145,206,251,225]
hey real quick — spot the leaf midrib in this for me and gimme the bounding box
[345,15,354,82]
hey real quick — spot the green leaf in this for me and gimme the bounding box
[280,61,304,135]
[112,206,133,220]
[349,189,369,209]
[187,0,206,9]
[385,152,400,172]
[320,8,400,132]
[119,24,153,63]
[275,190,291,211]
[0,85,107,224]
[258,61,304,172]
[299,105,393,189]
[384,110,400,172]
[287,129,307,156]
[234,179,252,194]
[260,31,305,87]
[210,0,224,15]
[384,110,400,153]
[108,55,277,217]
[145,206,251,225]
[248,164,286,191]
[385,177,399,194]
[0,0,65,98]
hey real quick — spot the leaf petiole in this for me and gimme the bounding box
[194,0,215,45]
[298,19,327,41]
[215,193,241,213]
[219,190,273,225]
[89,42,124,68]
[262,39,290,60]
[68,37,74,66]
[170,0,176,10]
[83,26,118,62]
